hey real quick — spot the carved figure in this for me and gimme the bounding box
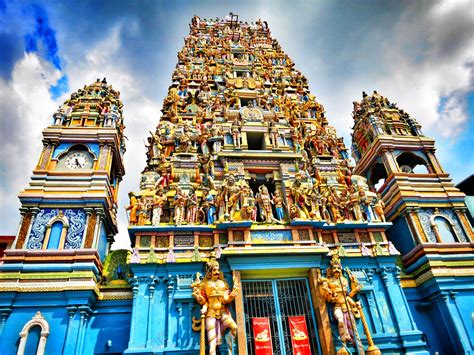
[201,189,217,224]
[318,252,362,352]
[272,190,285,221]
[192,258,238,355]
[152,188,166,226]
[186,189,198,224]
[173,187,187,225]
[126,192,138,225]
[256,185,274,222]
[231,118,242,149]
[372,194,386,222]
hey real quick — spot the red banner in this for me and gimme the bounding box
[252,317,273,355]
[289,316,311,355]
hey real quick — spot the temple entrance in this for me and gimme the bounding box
[242,279,320,354]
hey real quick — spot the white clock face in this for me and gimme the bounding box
[65,151,91,169]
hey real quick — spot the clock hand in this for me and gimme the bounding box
[75,158,81,167]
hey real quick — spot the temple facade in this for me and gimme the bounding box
[0,14,473,355]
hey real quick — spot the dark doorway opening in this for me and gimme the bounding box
[247,131,266,150]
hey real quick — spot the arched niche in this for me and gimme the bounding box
[396,152,430,174]
[17,311,50,355]
[430,214,459,243]
[43,212,69,250]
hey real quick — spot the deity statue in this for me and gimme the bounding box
[231,118,242,149]
[198,154,215,190]
[209,124,224,153]
[372,194,386,222]
[201,189,217,224]
[186,188,198,224]
[152,188,167,226]
[272,190,285,221]
[318,251,380,355]
[173,186,187,225]
[125,192,138,226]
[318,252,362,353]
[290,173,311,219]
[256,185,274,222]
[137,196,150,226]
[268,120,280,148]
[192,258,238,355]
[217,174,242,221]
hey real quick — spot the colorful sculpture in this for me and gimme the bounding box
[124,13,388,229]
[318,251,380,355]
[192,258,238,355]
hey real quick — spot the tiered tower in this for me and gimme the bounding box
[0,79,129,354]
[351,91,474,354]
[124,14,427,355]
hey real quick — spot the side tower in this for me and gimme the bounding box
[14,78,125,257]
[351,91,474,354]
[0,79,131,355]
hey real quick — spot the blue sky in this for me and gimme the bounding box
[0,0,473,245]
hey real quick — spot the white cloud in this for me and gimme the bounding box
[375,1,473,138]
[0,53,60,231]
[63,23,161,249]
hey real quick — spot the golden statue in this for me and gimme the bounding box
[318,251,380,355]
[192,258,238,355]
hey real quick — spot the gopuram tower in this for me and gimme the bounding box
[124,14,428,355]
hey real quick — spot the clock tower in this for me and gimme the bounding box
[12,78,126,260]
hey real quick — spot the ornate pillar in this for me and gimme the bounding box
[0,307,11,338]
[14,209,33,249]
[36,140,53,170]
[127,275,155,351]
[166,275,176,348]
[431,291,472,353]
[454,209,473,241]
[83,208,96,248]
[403,208,425,244]
[378,267,418,334]
[146,276,156,349]
[381,148,398,174]
[423,148,444,174]
[62,306,78,354]
[74,306,91,355]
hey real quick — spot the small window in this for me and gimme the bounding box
[247,131,266,150]
[47,221,63,249]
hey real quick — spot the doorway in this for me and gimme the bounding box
[242,279,320,354]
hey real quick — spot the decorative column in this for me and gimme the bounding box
[146,276,156,349]
[36,140,53,170]
[83,208,96,248]
[74,306,91,355]
[431,291,472,353]
[377,266,421,340]
[454,209,473,241]
[14,209,33,249]
[62,306,78,354]
[166,275,176,348]
[423,148,444,174]
[0,307,11,338]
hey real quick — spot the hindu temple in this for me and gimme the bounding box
[1,13,473,355]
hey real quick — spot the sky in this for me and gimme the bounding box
[0,0,473,248]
